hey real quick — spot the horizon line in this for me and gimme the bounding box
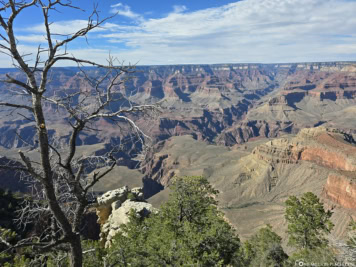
[0,60,355,69]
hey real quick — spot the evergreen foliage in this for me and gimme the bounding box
[287,247,337,266]
[285,192,334,250]
[345,219,356,265]
[347,219,356,248]
[1,179,346,266]
[242,225,288,266]
[0,189,22,230]
[285,192,337,266]
[107,176,242,266]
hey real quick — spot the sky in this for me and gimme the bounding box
[0,0,356,67]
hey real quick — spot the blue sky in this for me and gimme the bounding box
[1,0,356,67]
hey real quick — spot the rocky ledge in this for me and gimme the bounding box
[251,126,356,210]
[252,127,356,171]
[95,186,157,247]
[323,174,356,210]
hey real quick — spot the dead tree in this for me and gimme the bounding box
[0,1,159,266]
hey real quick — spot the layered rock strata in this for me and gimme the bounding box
[252,127,356,171]
[323,174,356,210]
[144,127,356,213]
[1,62,356,152]
[251,127,356,210]
[140,127,356,241]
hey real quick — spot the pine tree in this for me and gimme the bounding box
[242,225,288,266]
[108,176,242,266]
[285,192,334,250]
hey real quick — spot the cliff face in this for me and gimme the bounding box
[323,174,356,210]
[144,127,356,208]
[248,127,356,212]
[251,127,356,172]
[282,69,356,101]
[1,62,356,151]
[217,120,296,146]
[143,62,356,145]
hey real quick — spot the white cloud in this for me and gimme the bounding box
[0,43,119,67]
[99,0,356,64]
[27,20,108,35]
[172,5,187,14]
[16,34,47,43]
[110,3,143,22]
[2,0,356,67]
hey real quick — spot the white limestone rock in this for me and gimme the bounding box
[97,186,129,207]
[96,186,156,247]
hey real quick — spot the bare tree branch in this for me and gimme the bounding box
[0,1,161,266]
[0,102,33,111]
[1,73,35,93]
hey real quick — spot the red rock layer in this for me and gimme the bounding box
[300,148,356,171]
[323,174,356,210]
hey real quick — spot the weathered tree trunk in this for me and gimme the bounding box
[0,3,156,266]
[69,235,83,267]
[33,95,82,267]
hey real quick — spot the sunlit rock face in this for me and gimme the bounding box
[95,186,156,247]
[323,174,356,211]
[250,127,356,171]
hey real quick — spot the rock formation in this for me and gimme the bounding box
[217,120,296,146]
[95,186,156,247]
[142,127,356,241]
[1,62,356,241]
[323,174,356,210]
[251,127,356,171]
[1,62,356,152]
[250,127,356,210]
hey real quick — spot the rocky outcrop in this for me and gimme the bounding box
[248,127,356,210]
[323,174,356,210]
[101,200,154,247]
[217,120,296,146]
[282,70,356,102]
[95,186,155,247]
[251,127,356,171]
[96,186,130,225]
[252,138,302,164]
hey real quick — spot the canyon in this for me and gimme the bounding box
[145,127,356,240]
[1,62,356,149]
[0,61,356,242]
